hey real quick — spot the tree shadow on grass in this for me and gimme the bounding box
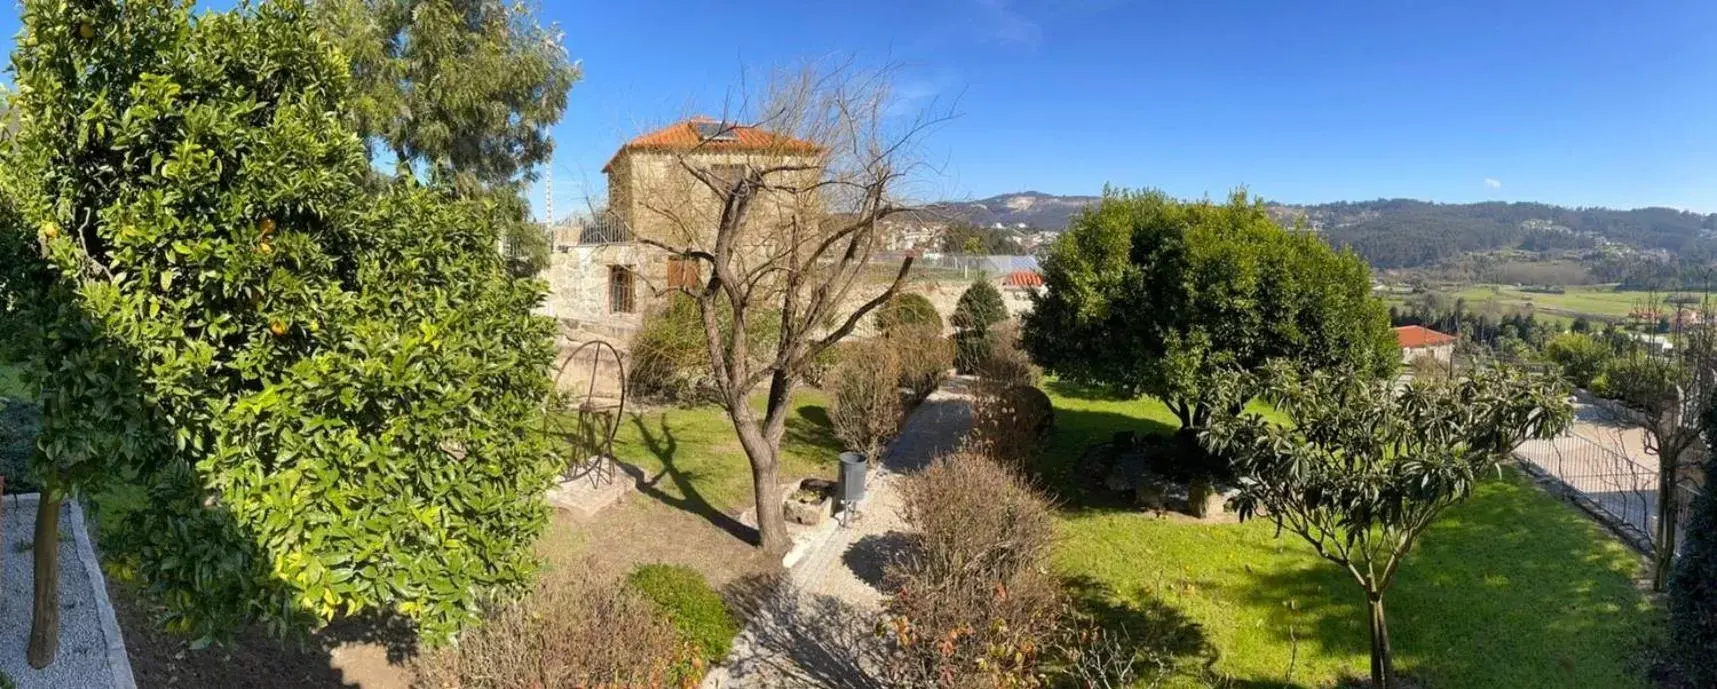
[784,404,841,464]
[1034,405,1177,510]
[1063,574,1221,672]
[1224,475,1655,688]
[628,414,761,546]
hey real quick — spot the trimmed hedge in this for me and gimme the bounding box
[628,564,740,662]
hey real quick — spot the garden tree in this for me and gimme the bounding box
[1203,363,1572,689]
[0,0,559,661]
[313,0,579,274]
[951,279,1007,373]
[1668,404,1717,686]
[631,62,948,552]
[1603,296,1717,590]
[1542,332,1610,389]
[1024,188,1399,431]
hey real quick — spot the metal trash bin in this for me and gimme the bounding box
[838,451,868,505]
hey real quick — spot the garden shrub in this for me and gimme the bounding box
[627,564,740,663]
[950,280,1007,333]
[830,340,902,457]
[954,330,992,375]
[0,0,558,643]
[875,292,943,335]
[881,451,1064,687]
[968,383,1054,471]
[413,565,698,688]
[629,296,782,405]
[975,320,1042,388]
[1669,409,1717,686]
[889,325,953,401]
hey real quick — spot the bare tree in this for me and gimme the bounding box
[1606,293,1717,590]
[629,62,949,552]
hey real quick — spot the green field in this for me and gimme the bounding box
[1040,383,1658,688]
[1445,284,1697,321]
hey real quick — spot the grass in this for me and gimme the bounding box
[608,389,842,514]
[1449,283,1698,321]
[1041,382,1659,689]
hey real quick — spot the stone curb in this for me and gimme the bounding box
[5,493,136,689]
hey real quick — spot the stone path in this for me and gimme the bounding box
[701,378,975,688]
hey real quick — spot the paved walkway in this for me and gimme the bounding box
[702,378,975,688]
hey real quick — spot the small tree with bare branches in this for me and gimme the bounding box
[628,63,948,551]
[1605,293,1717,590]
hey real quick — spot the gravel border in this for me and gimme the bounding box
[0,493,136,689]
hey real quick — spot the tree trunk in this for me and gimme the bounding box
[1367,593,1395,689]
[28,493,62,669]
[748,446,788,553]
[1654,466,1680,591]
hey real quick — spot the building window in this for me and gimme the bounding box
[609,266,636,314]
[667,257,701,290]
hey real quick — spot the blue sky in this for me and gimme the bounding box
[2,1,1714,218]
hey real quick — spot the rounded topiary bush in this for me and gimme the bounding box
[950,280,1007,333]
[875,292,943,335]
[627,564,739,662]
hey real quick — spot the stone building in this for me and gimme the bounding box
[542,118,824,346]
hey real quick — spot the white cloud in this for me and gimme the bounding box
[1484,178,1503,189]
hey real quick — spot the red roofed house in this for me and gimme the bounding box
[543,118,825,344]
[1394,325,1456,365]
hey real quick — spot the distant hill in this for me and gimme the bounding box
[931,192,1717,270]
[927,191,1099,231]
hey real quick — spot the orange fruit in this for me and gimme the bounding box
[77,22,93,39]
[41,222,58,239]
[270,321,287,337]
[259,217,276,236]
[259,241,273,255]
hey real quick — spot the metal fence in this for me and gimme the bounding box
[1515,433,1702,556]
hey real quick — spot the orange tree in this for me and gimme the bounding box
[0,0,558,662]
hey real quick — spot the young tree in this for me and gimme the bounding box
[1025,188,1399,431]
[951,279,1007,373]
[1,0,559,660]
[313,0,580,274]
[1605,295,1716,590]
[632,63,948,552]
[1203,363,1572,688]
[1668,406,1717,685]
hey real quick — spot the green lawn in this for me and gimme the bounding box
[1041,383,1658,688]
[607,389,842,514]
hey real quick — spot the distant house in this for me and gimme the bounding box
[1394,325,1456,365]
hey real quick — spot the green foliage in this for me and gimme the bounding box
[1203,362,1572,686]
[1025,189,1398,429]
[1543,332,1611,389]
[951,280,1007,333]
[939,221,1021,255]
[1669,410,1717,686]
[874,292,942,334]
[627,564,739,662]
[629,296,781,405]
[316,0,577,193]
[0,0,558,643]
[313,0,578,277]
[0,401,42,494]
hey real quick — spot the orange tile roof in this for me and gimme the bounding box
[603,117,823,172]
[1003,270,1044,288]
[1394,325,1456,349]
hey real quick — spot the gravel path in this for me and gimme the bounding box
[703,378,975,688]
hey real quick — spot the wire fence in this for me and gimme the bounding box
[1515,433,1701,557]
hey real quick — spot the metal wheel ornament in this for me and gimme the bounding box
[544,340,628,487]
